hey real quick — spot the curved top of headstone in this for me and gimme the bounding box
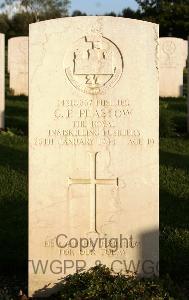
[160,36,186,41]
[159,37,188,50]
[8,36,28,74]
[8,36,28,42]
[29,16,158,28]
[29,16,159,97]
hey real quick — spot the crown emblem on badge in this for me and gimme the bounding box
[74,34,114,76]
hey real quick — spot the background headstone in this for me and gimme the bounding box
[0,33,5,129]
[8,36,28,96]
[159,37,188,97]
[29,17,159,297]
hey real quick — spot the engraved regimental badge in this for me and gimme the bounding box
[162,41,176,67]
[65,33,123,94]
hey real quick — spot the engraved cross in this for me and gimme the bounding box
[68,152,119,233]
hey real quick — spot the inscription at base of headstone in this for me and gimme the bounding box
[0,33,5,129]
[8,37,28,96]
[159,37,188,97]
[29,17,159,297]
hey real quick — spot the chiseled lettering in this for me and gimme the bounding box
[58,137,94,145]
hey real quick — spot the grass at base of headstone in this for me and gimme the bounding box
[0,266,183,300]
[31,265,184,300]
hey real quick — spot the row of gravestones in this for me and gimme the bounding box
[0,17,188,297]
[0,35,28,129]
[8,36,189,98]
[0,34,188,130]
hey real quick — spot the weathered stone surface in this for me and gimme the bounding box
[29,17,159,297]
[0,33,5,129]
[159,37,188,97]
[8,37,28,96]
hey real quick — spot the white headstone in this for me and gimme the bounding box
[8,36,28,96]
[29,17,159,297]
[159,37,188,97]
[0,33,5,129]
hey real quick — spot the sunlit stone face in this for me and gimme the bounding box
[8,37,28,96]
[29,17,159,297]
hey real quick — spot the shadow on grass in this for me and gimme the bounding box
[7,95,28,102]
[160,145,189,283]
[173,115,187,133]
[160,98,187,135]
[160,149,189,171]
[0,137,28,275]
[160,148,189,230]
[164,99,187,114]
[5,96,28,135]
[160,188,189,230]
[160,189,189,286]
[0,143,27,173]
[0,198,27,274]
[160,144,189,284]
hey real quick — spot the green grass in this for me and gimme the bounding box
[0,96,189,299]
[160,97,187,134]
[0,97,28,275]
[160,137,189,287]
[5,96,28,135]
[159,98,189,292]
